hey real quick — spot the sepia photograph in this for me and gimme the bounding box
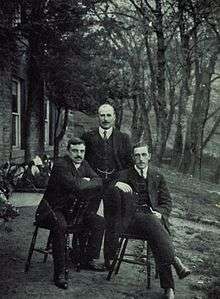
[0,1,219,298]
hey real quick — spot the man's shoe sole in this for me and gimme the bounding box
[178,269,191,279]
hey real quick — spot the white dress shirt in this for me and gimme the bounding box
[134,165,148,179]
[99,127,113,140]
[73,163,81,170]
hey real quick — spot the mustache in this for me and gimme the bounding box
[75,156,83,159]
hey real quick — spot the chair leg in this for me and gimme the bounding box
[106,237,124,281]
[115,238,128,275]
[146,243,151,289]
[25,226,39,272]
[65,233,69,281]
[43,231,52,263]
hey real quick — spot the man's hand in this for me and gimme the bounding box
[115,182,133,193]
[150,208,162,219]
[83,177,91,181]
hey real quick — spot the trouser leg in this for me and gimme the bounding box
[84,214,105,260]
[50,211,67,276]
[103,193,119,261]
[129,212,175,268]
[159,265,175,290]
[38,210,67,276]
[103,187,136,261]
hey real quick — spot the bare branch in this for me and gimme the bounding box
[206,106,220,121]
[143,0,155,12]
[203,115,220,148]
[211,75,220,83]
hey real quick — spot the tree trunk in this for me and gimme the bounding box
[179,38,219,175]
[131,97,142,143]
[212,163,220,184]
[153,0,168,164]
[173,1,192,168]
[53,106,69,159]
[25,46,44,162]
[172,123,183,168]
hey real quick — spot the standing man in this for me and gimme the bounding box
[35,138,105,289]
[109,143,190,299]
[82,103,132,269]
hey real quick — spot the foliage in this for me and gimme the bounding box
[88,0,220,173]
[0,0,219,176]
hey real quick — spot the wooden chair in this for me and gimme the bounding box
[106,232,158,289]
[25,198,89,280]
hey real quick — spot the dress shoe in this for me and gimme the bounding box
[173,256,191,279]
[164,288,175,299]
[81,259,106,272]
[54,273,68,289]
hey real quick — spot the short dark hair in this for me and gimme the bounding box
[132,142,149,153]
[67,137,85,151]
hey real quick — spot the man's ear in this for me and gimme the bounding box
[132,154,135,162]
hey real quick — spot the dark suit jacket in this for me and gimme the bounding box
[115,167,172,232]
[36,155,102,221]
[82,128,132,172]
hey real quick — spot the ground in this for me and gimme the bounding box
[0,169,219,299]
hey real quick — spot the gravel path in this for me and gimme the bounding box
[0,192,215,298]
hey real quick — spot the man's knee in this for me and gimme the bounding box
[86,214,105,230]
[95,214,105,229]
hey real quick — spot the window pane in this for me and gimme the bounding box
[44,101,47,120]
[12,81,17,95]
[12,81,18,112]
[12,95,18,112]
[12,115,17,146]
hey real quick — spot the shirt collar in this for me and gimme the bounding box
[134,165,148,179]
[73,162,81,170]
[99,127,113,139]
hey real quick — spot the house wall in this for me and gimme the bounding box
[0,72,97,165]
[0,59,52,164]
[0,71,12,163]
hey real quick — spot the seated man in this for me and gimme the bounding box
[35,137,105,289]
[107,142,190,299]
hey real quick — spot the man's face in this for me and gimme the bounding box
[98,105,116,129]
[133,146,151,169]
[68,143,85,164]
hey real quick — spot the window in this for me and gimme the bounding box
[44,99,50,145]
[12,79,21,148]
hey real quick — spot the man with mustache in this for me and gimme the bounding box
[35,137,105,289]
[82,103,132,269]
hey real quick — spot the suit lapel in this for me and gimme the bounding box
[127,167,156,207]
[94,128,102,142]
[147,167,156,206]
[64,155,77,178]
[127,168,141,193]
[112,128,118,156]
[112,129,121,169]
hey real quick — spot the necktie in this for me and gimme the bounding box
[103,130,107,140]
[140,169,145,178]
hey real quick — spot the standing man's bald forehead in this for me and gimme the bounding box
[98,104,115,115]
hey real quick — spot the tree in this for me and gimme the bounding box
[1,0,102,159]
[178,0,220,175]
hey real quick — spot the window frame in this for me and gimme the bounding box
[12,79,21,149]
[44,99,50,145]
